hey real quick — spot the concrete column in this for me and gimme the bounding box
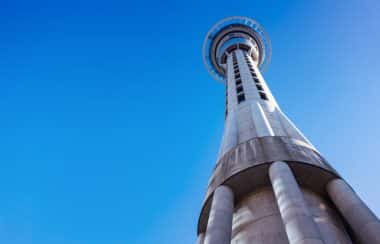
[269,161,325,244]
[204,185,234,244]
[196,233,205,244]
[327,178,380,244]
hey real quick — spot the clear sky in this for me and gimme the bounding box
[0,0,379,243]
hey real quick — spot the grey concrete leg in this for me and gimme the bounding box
[269,161,325,244]
[204,185,234,244]
[196,233,205,244]
[327,178,380,244]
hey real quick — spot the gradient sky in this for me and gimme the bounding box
[1,0,380,243]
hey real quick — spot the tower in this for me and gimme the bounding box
[197,16,380,244]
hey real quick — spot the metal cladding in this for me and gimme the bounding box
[196,16,380,244]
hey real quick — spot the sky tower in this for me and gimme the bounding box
[197,16,380,244]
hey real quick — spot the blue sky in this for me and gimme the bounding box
[0,0,380,243]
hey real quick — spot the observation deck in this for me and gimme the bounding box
[202,16,272,81]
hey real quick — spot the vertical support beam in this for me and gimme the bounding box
[196,233,205,244]
[269,161,325,244]
[204,185,234,244]
[327,179,380,244]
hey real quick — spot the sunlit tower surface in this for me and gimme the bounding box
[197,16,380,244]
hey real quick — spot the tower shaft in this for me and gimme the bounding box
[220,49,309,159]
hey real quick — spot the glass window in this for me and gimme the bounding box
[237,93,245,103]
[259,92,268,100]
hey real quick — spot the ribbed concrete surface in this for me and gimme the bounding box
[231,187,288,244]
[231,186,352,244]
[303,188,352,244]
[327,179,380,244]
[204,186,234,244]
[269,162,325,244]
